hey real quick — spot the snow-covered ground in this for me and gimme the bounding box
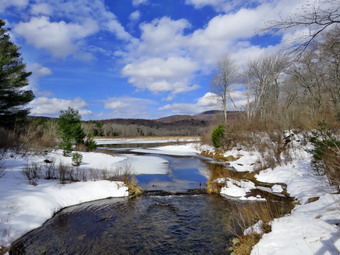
[219,178,266,201]
[0,150,129,247]
[95,137,200,145]
[252,154,340,255]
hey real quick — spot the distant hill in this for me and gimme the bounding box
[155,110,241,124]
[29,111,242,137]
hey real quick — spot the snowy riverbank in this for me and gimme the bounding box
[0,150,129,247]
[153,143,340,254]
[0,140,339,254]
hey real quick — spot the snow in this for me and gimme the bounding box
[224,149,262,172]
[271,184,284,193]
[95,137,200,145]
[114,154,169,175]
[132,143,200,157]
[244,220,264,235]
[219,178,265,201]
[251,149,340,255]
[0,150,129,247]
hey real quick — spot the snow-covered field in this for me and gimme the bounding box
[0,150,129,247]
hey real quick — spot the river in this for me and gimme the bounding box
[10,141,291,254]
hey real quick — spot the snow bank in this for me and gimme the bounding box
[252,150,340,255]
[0,151,128,247]
[219,178,265,201]
[223,149,261,172]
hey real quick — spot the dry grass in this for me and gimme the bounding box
[0,246,9,255]
[228,201,287,255]
[201,149,238,162]
[320,145,340,189]
[108,163,144,197]
[232,234,262,255]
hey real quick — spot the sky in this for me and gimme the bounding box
[0,0,312,120]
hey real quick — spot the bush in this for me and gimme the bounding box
[22,163,41,185]
[309,121,340,189]
[85,137,97,151]
[72,152,83,166]
[211,125,225,148]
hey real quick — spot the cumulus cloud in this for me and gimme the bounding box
[129,10,141,21]
[14,16,99,58]
[159,92,219,115]
[122,57,199,94]
[29,97,91,117]
[104,97,156,118]
[9,0,132,58]
[30,3,52,15]
[159,90,247,115]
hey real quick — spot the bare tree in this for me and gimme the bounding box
[288,26,340,119]
[245,53,289,119]
[211,55,238,124]
[264,0,340,55]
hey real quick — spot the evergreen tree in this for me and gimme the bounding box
[57,107,85,156]
[0,19,34,127]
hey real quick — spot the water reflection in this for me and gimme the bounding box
[11,195,234,255]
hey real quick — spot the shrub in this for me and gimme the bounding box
[22,163,41,185]
[72,152,83,166]
[309,121,340,189]
[85,137,97,151]
[61,139,72,157]
[211,125,225,148]
[43,160,57,179]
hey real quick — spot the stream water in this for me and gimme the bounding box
[10,142,292,254]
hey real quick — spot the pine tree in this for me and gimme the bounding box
[58,107,85,156]
[0,18,34,128]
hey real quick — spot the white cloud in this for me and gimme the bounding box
[104,97,156,118]
[129,10,141,21]
[159,92,219,115]
[26,62,53,90]
[159,90,247,115]
[30,3,52,15]
[123,0,310,73]
[130,17,190,59]
[27,63,53,78]
[14,16,99,58]
[9,0,132,58]
[122,57,199,94]
[0,0,28,12]
[106,20,132,40]
[29,97,91,117]
[132,0,148,7]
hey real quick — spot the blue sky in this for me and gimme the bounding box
[0,0,309,119]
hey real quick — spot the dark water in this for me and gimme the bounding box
[11,195,236,255]
[10,142,292,254]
